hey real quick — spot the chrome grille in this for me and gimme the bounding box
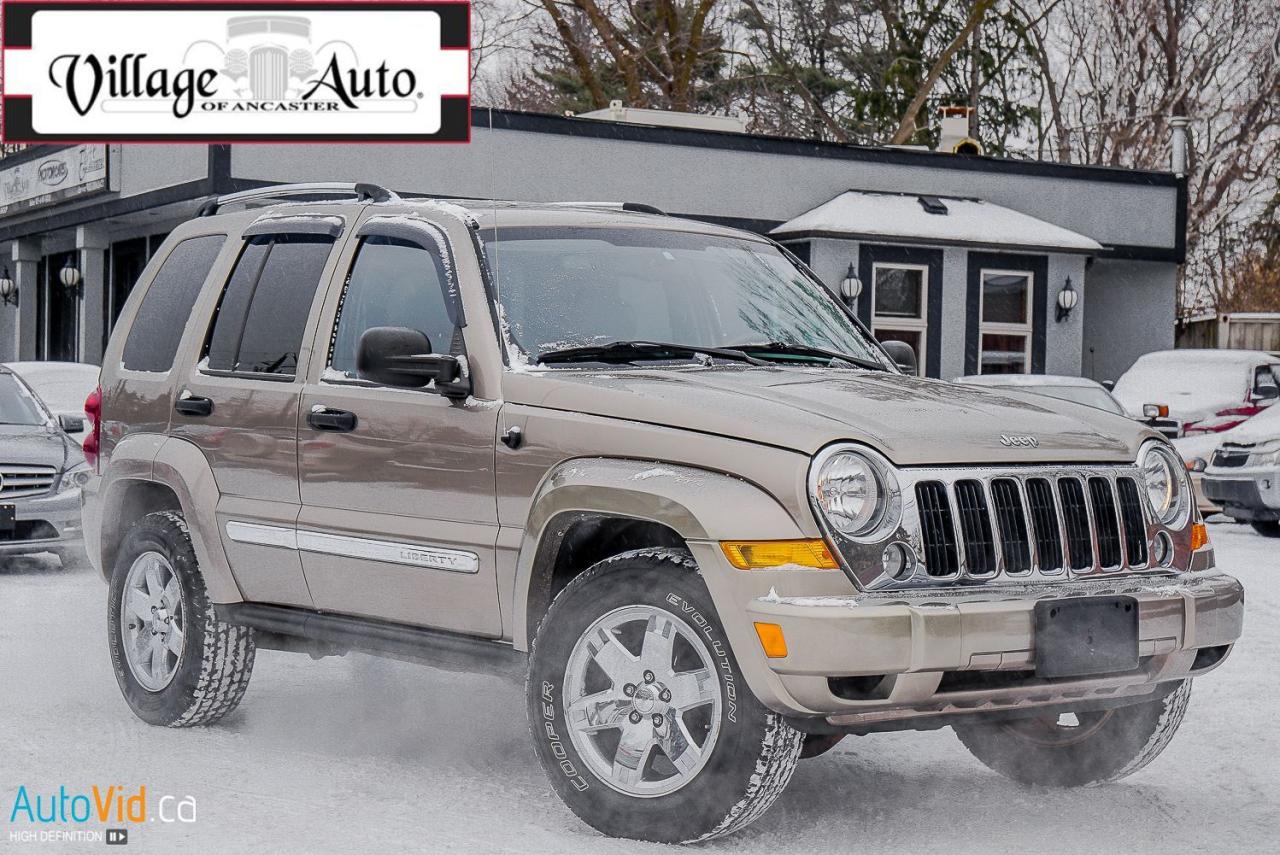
[1116,478,1149,567]
[990,478,1031,574]
[1025,477,1063,572]
[916,482,959,576]
[1058,478,1092,570]
[954,480,996,576]
[1088,477,1122,568]
[0,464,58,498]
[910,467,1152,584]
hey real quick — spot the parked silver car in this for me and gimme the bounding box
[0,365,91,567]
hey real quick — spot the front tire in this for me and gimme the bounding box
[953,680,1192,787]
[527,548,802,843]
[107,511,256,727]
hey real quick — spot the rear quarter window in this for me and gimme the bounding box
[120,235,226,373]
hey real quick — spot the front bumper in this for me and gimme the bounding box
[0,487,84,557]
[1203,470,1280,519]
[745,570,1243,727]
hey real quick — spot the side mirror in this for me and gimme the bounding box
[1255,384,1280,401]
[356,326,469,398]
[880,340,917,375]
[58,414,85,433]
[1101,379,1115,391]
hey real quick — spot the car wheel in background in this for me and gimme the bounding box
[1249,520,1280,537]
[107,511,256,727]
[527,548,802,843]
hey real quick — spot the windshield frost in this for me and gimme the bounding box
[484,227,884,365]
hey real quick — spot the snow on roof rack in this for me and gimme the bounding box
[197,182,399,217]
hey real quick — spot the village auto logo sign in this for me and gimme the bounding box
[0,1,471,142]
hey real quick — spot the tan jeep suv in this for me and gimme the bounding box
[83,183,1244,843]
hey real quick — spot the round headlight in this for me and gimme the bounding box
[811,447,898,538]
[1140,442,1189,529]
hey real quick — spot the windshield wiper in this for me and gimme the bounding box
[727,341,889,372]
[536,340,767,366]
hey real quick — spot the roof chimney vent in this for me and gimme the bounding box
[937,106,983,155]
[1170,116,1189,176]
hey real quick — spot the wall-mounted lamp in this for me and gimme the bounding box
[839,263,863,308]
[59,255,82,295]
[0,266,16,307]
[1056,276,1078,322]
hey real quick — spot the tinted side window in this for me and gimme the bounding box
[328,237,457,379]
[205,234,335,376]
[121,235,226,372]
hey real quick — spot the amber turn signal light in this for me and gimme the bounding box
[754,622,789,658]
[720,539,838,570]
[1191,522,1210,551]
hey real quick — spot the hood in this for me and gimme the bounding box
[504,366,1147,465]
[0,424,75,470]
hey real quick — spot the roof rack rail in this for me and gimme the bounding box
[542,201,668,216]
[197,182,398,217]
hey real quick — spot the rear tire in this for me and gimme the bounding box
[527,548,802,843]
[953,681,1192,787]
[107,511,256,727]
[1249,520,1280,537]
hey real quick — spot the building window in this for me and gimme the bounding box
[979,269,1032,374]
[871,262,928,375]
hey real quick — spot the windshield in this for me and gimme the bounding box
[484,227,887,367]
[1026,385,1125,415]
[0,373,50,426]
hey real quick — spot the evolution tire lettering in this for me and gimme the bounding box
[665,592,738,724]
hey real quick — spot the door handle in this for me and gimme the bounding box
[174,394,214,417]
[308,405,358,432]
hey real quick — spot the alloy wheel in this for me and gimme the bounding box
[563,605,723,797]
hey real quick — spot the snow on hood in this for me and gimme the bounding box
[504,366,1147,465]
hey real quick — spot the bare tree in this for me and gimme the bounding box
[1034,0,1280,313]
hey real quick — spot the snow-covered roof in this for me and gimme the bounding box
[771,190,1103,254]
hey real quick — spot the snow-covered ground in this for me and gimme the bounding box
[2,521,1276,854]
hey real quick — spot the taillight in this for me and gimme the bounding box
[83,386,102,472]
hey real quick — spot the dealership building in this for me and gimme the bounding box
[0,108,1186,382]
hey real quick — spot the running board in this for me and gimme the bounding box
[215,603,526,680]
